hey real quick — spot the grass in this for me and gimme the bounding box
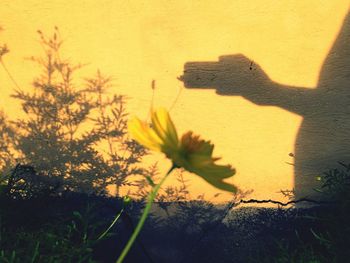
[1,163,350,263]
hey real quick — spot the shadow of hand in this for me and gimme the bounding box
[181,54,276,105]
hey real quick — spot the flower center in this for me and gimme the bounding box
[180,131,203,154]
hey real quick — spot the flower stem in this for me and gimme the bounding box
[116,165,176,263]
[97,207,125,241]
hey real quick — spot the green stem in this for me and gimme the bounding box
[97,207,125,241]
[116,165,176,263]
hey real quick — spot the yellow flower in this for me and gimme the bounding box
[128,108,237,193]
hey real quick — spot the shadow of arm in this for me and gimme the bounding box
[181,54,316,116]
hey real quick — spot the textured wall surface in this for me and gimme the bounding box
[1,1,349,203]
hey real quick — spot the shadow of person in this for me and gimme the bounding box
[180,12,350,202]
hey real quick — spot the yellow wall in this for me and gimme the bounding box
[1,1,349,203]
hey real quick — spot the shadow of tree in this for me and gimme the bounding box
[0,29,147,196]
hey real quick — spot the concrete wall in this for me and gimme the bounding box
[1,1,349,203]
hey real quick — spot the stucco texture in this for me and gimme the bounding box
[1,1,349,203]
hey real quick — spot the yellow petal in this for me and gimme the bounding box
[151,108,178,148]
[128,117,162,151]
[186,162,237,192]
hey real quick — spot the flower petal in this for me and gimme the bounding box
[197,140,215,157]
[180,132,214,157]
[128,117,163,151]
[189,154,222,169]
[186,162,237,192]
[151,108,178,149]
